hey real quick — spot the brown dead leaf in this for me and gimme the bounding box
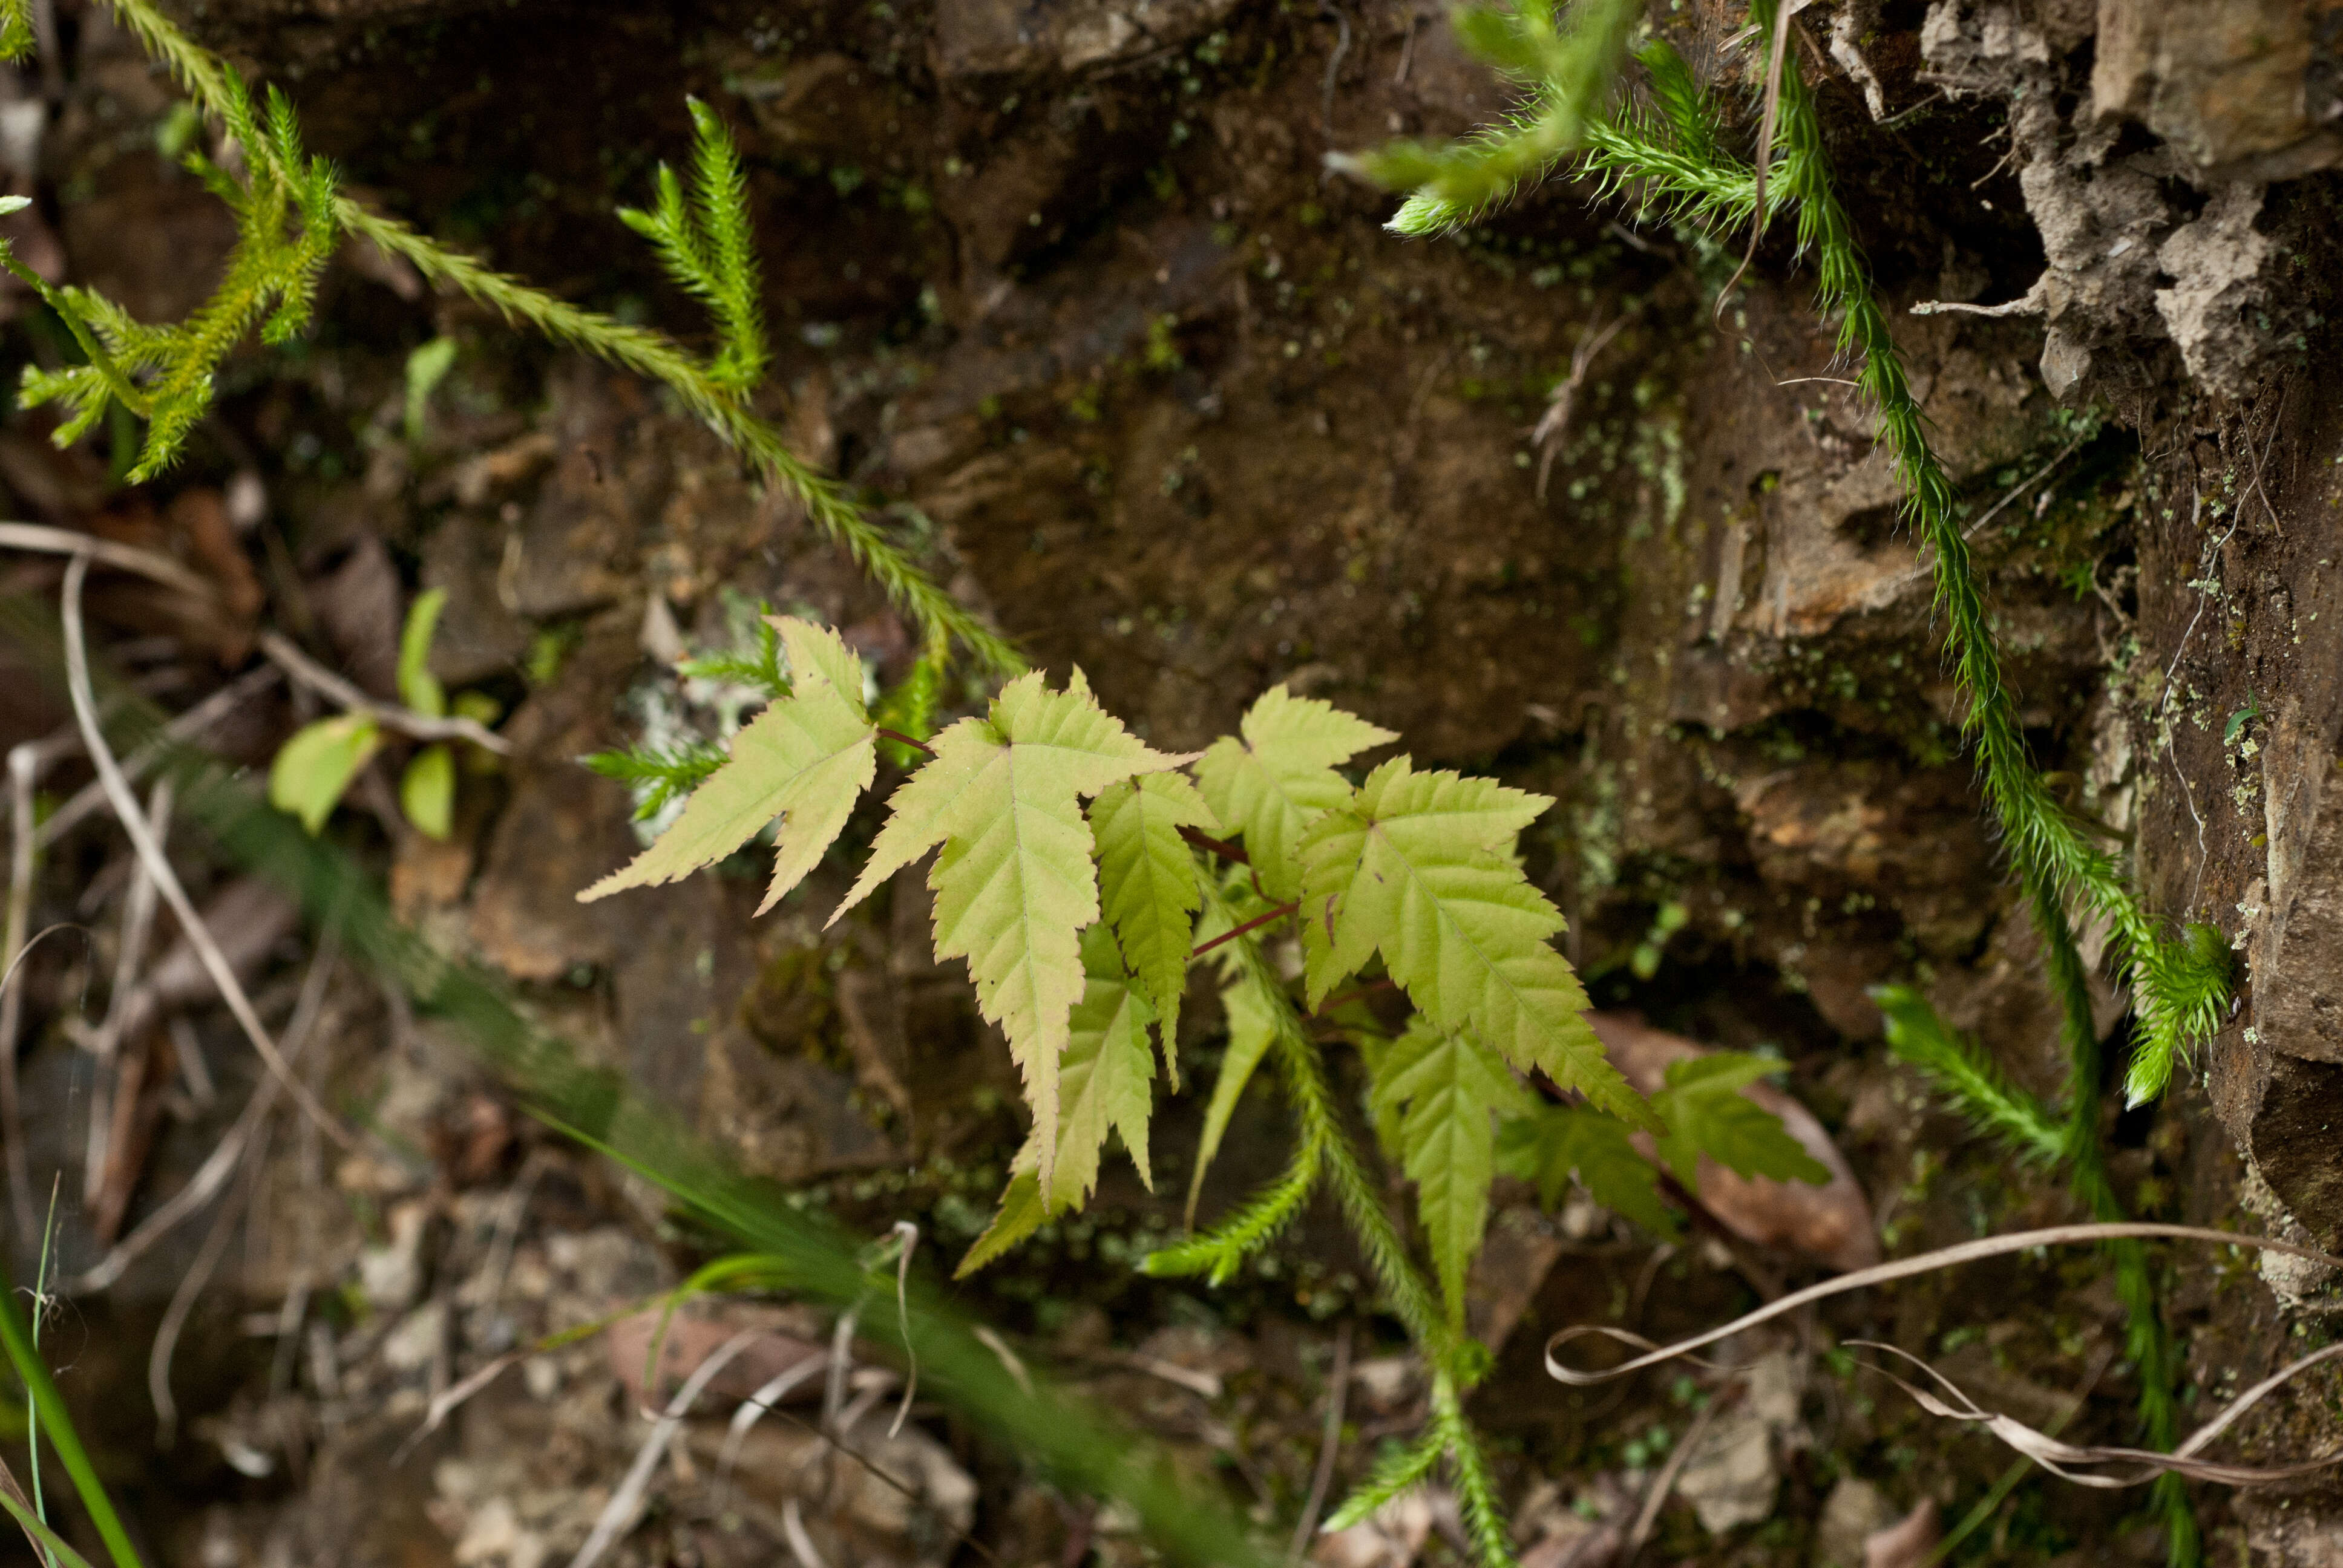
[607,1305,828,1409]
[307,533,403,699]
[168,488,265,642]
[1590,1011,1880,1272]
[1863,1499,1940,1568]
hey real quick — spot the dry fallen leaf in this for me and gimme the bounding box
[1863,1498,1940,1568]
[1589,1011,1880,1271]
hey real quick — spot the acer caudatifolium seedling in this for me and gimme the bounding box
[583,614,1830,1554]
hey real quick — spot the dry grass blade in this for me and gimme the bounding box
[59,553,355,1154]
[1716,0,1809,315]
[0,1451,42,1561]
[1852,1338,2343,1486]
[1546,1223,2342,1386]
[715,1351,833,1506]
[1545,1222,2343,1492]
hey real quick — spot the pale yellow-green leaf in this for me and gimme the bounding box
[579,617,875,912]
[1299,756,1653,1129]
[1193,685,1395,900]
[268,713,381,835]
[1092,771,1216,1082]
[1041,925,1157,1214]
[957,1151,1046,1277]
[1184,972,1276,1228]
[1369,1019,1529,1328]
[830,670,1189,1189]
[769,612,866,704]
[399,742,455,840]
[397,587,448,718]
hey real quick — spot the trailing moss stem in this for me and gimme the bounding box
[2026,869,2195,1561]
[97,0,1018,678]
[1211,904,1516,1566]
[1740,10,2197,1556]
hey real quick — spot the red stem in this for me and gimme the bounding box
[1177,825,1250,864]
[1190,900,1300,958]
[876,727,934,756]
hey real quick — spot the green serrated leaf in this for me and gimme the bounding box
[1043,925,1158,1214]
[1092,771,1216,1082]
[1185,972,1276,1228]
[1496,1105,1679,1237]
[267,713,381,835]
[1298,756,1651,1129]
[399,742,455,840]
[956,1159,1047,1277]
[1650,1053,1830,1189]
[396,587,448,718]
[580,618,875,912]
[1369,1018,1528,1328]
[1193,685,1395,900]
[830,669,1188,1191]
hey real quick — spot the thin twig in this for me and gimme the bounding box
[258,630,510,753]
[1289,1319,1353,1560]
[61,554,355,1155]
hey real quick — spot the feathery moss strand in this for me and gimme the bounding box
[94,0,1016,677]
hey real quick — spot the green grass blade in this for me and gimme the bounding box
[0,1258,142,1568]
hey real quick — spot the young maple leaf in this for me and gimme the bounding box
[1194,685,1395,900]
[958,1154,1044,1278]
[1297,756,1654,1129]
[1044,924,1158,1212]
[1090,771,1218,1081]
[1369,1019,1529,1327]
[578,617,874,912]
[1650,1054,1830,1188]
[1185,970,1276,1227]
[1496,1104,1680,1238]
[830,669,1189,1189]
